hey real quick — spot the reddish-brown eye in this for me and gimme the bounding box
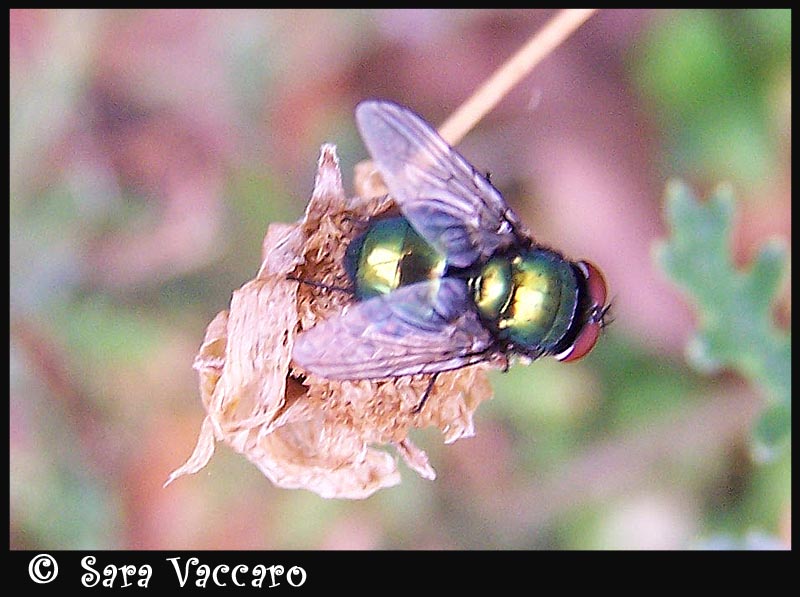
[578,260,608,311]
[554,260,608,363]
[556,320,601,362]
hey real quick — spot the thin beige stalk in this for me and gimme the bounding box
[437,9,598,146]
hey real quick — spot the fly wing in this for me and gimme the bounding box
[355,100,528,268]
[292,278,494,380]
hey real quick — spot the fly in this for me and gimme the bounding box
[292,100,609,406]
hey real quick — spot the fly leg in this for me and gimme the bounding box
[411,347,504,414]
[412,372,439,414]
[286,275,353,295]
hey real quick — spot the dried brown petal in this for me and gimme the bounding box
[168,143,494,499]
[396,438,436,481]
[353,159,389,200]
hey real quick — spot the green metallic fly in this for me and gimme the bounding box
[292,100,609,398]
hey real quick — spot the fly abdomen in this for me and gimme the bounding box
[346,216,447,300]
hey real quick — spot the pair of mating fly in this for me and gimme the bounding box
[292,101,610,412]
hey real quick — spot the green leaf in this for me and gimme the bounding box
[654,181,790,458]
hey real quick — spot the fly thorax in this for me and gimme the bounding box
[472,249,580,353]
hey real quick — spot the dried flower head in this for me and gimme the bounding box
[167,144,493,499]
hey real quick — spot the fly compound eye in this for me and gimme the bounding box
[577,260,608,311]
[554,320,601,362]
[553,260,608,363]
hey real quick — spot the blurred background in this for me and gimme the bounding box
[10,9,790,549]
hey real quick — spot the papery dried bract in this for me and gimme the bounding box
[168,144,493,499]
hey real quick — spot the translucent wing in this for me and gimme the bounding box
[356,100,528,268]
[292,279,494,380]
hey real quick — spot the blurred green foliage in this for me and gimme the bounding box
[655,181,790,457]
[634,9,791,188]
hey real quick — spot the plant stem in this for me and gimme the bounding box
[438,9,598,146]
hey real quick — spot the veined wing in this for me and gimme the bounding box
[355,100,527,269]
[292,279,493,380]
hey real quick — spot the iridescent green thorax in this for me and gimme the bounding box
[470,249,579,353]
[346,216,446,300]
